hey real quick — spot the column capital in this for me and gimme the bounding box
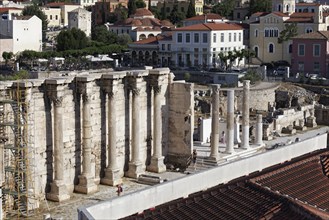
[243,80,250,89]
[211,84,220,94]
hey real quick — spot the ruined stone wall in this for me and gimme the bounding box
[0,68,189,206]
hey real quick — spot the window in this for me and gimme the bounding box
[194,33,199,43]
[306,27,313,33]
[239,33,241,41]
[186,33,190,43]
[162,44,165,50]
[55,15,58,20]
[168,44,171,51]
[213,33,216,43]
[220,33,224,42]
[229,33,232,42]
[255,29,258,37]
[233,33,236,42]
[313,44,320,57]
[202,33,208,43]
[289,44,292,53]
[314,62,320,73]
[268,43,274,53]
[50,15,52,20]
[178,33,183,43]
[298,44,305,56]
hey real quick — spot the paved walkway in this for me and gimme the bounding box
[32,126,328,220]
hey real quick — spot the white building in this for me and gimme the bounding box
[41,7,61,27]
[0,15,42,61]
[162,23,245,68]
[68,8,91,37]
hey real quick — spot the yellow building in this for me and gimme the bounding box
[157,0,204,17]
[249,0,329,64]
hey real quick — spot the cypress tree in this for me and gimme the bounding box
[186,0,196,18]
[128,0,137,16]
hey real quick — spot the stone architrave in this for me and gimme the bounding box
[74,79,98,194]
[45,80,70,202]
[225,89,235,154]
[241,80,250,149]
[147,75,166,173]
[101,74,124,186]
[209,85,220,162]
[126,72,147,178]
[255,114,263,146]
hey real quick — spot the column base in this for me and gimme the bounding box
[125,161,144,179]
[74,175,98,194]
[101,168,122,186]
[208,155,219,164]
[147,156,166,173]
[46,181,70,202]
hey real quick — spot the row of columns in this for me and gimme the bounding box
[45,72,167,202]
[209,80,263,162]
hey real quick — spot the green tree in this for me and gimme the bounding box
[161,1,167,20]
[135,0,146,8]
[56,28,88,51]
[227,50,238,70]
[211,0,235,18]
[218,52,229,70]
[186,0,196,18]
[278,23,298,43]
[150,6,161,19]
[91,25,117,44]
[2,52,14,66]
[169,4,186,25]
[128,0,137,16]
[117,34,132,45]
[22,4,48,41]
[249,0,271,15]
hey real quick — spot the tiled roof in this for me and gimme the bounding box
[114,18,173,27]
[0,7,22,13]
[251,151,329,213]
[132,8,153,17]
[285,17,313,23]
[184,13,224,21]
[123,150,329,220]
[296,3,320,6]
[123,181,321,220]
[131,33,172,45]
[173,23,243,31]
[290,12,314,18]
[46,2,79,7]
[293,31,329,40]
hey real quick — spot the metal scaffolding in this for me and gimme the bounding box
[0,84,35,218]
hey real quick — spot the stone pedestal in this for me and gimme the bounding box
[148,156,166,173]
[126,162,144,179]
[306,117,317,127]
[46,181,70,202]
[74,175,98,194]
[101,168,122,186]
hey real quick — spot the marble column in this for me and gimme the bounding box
[126,84,144,178]
[234,115,241,144]
[225,89,235,154]
[209,85,220,161]
[75,88,98,194]
[147,84,166,173]
[241,80,250,149]
[255,114,263,146]
[46,88,70,202]
[101,88,122,186]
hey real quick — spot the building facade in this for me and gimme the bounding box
[0,15,42,59]
[68,8,92,37]
[291,31,329,77]
[249,0,329,65]
[167,23,245,68]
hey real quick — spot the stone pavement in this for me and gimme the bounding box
[32,126,328,220]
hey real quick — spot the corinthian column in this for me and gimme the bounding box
[101,88,122,186]
[209,85,220,161]
[75,83,98,194]
[46,81,70,202]
[147,84,166,173]
[126,73,146,178]
[241,80,250,149]
[225,89,235,154]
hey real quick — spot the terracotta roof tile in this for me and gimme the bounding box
[0,7,22,13]
[184,13,224,21]
[132,8,153,17]
[173,23,243,31]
